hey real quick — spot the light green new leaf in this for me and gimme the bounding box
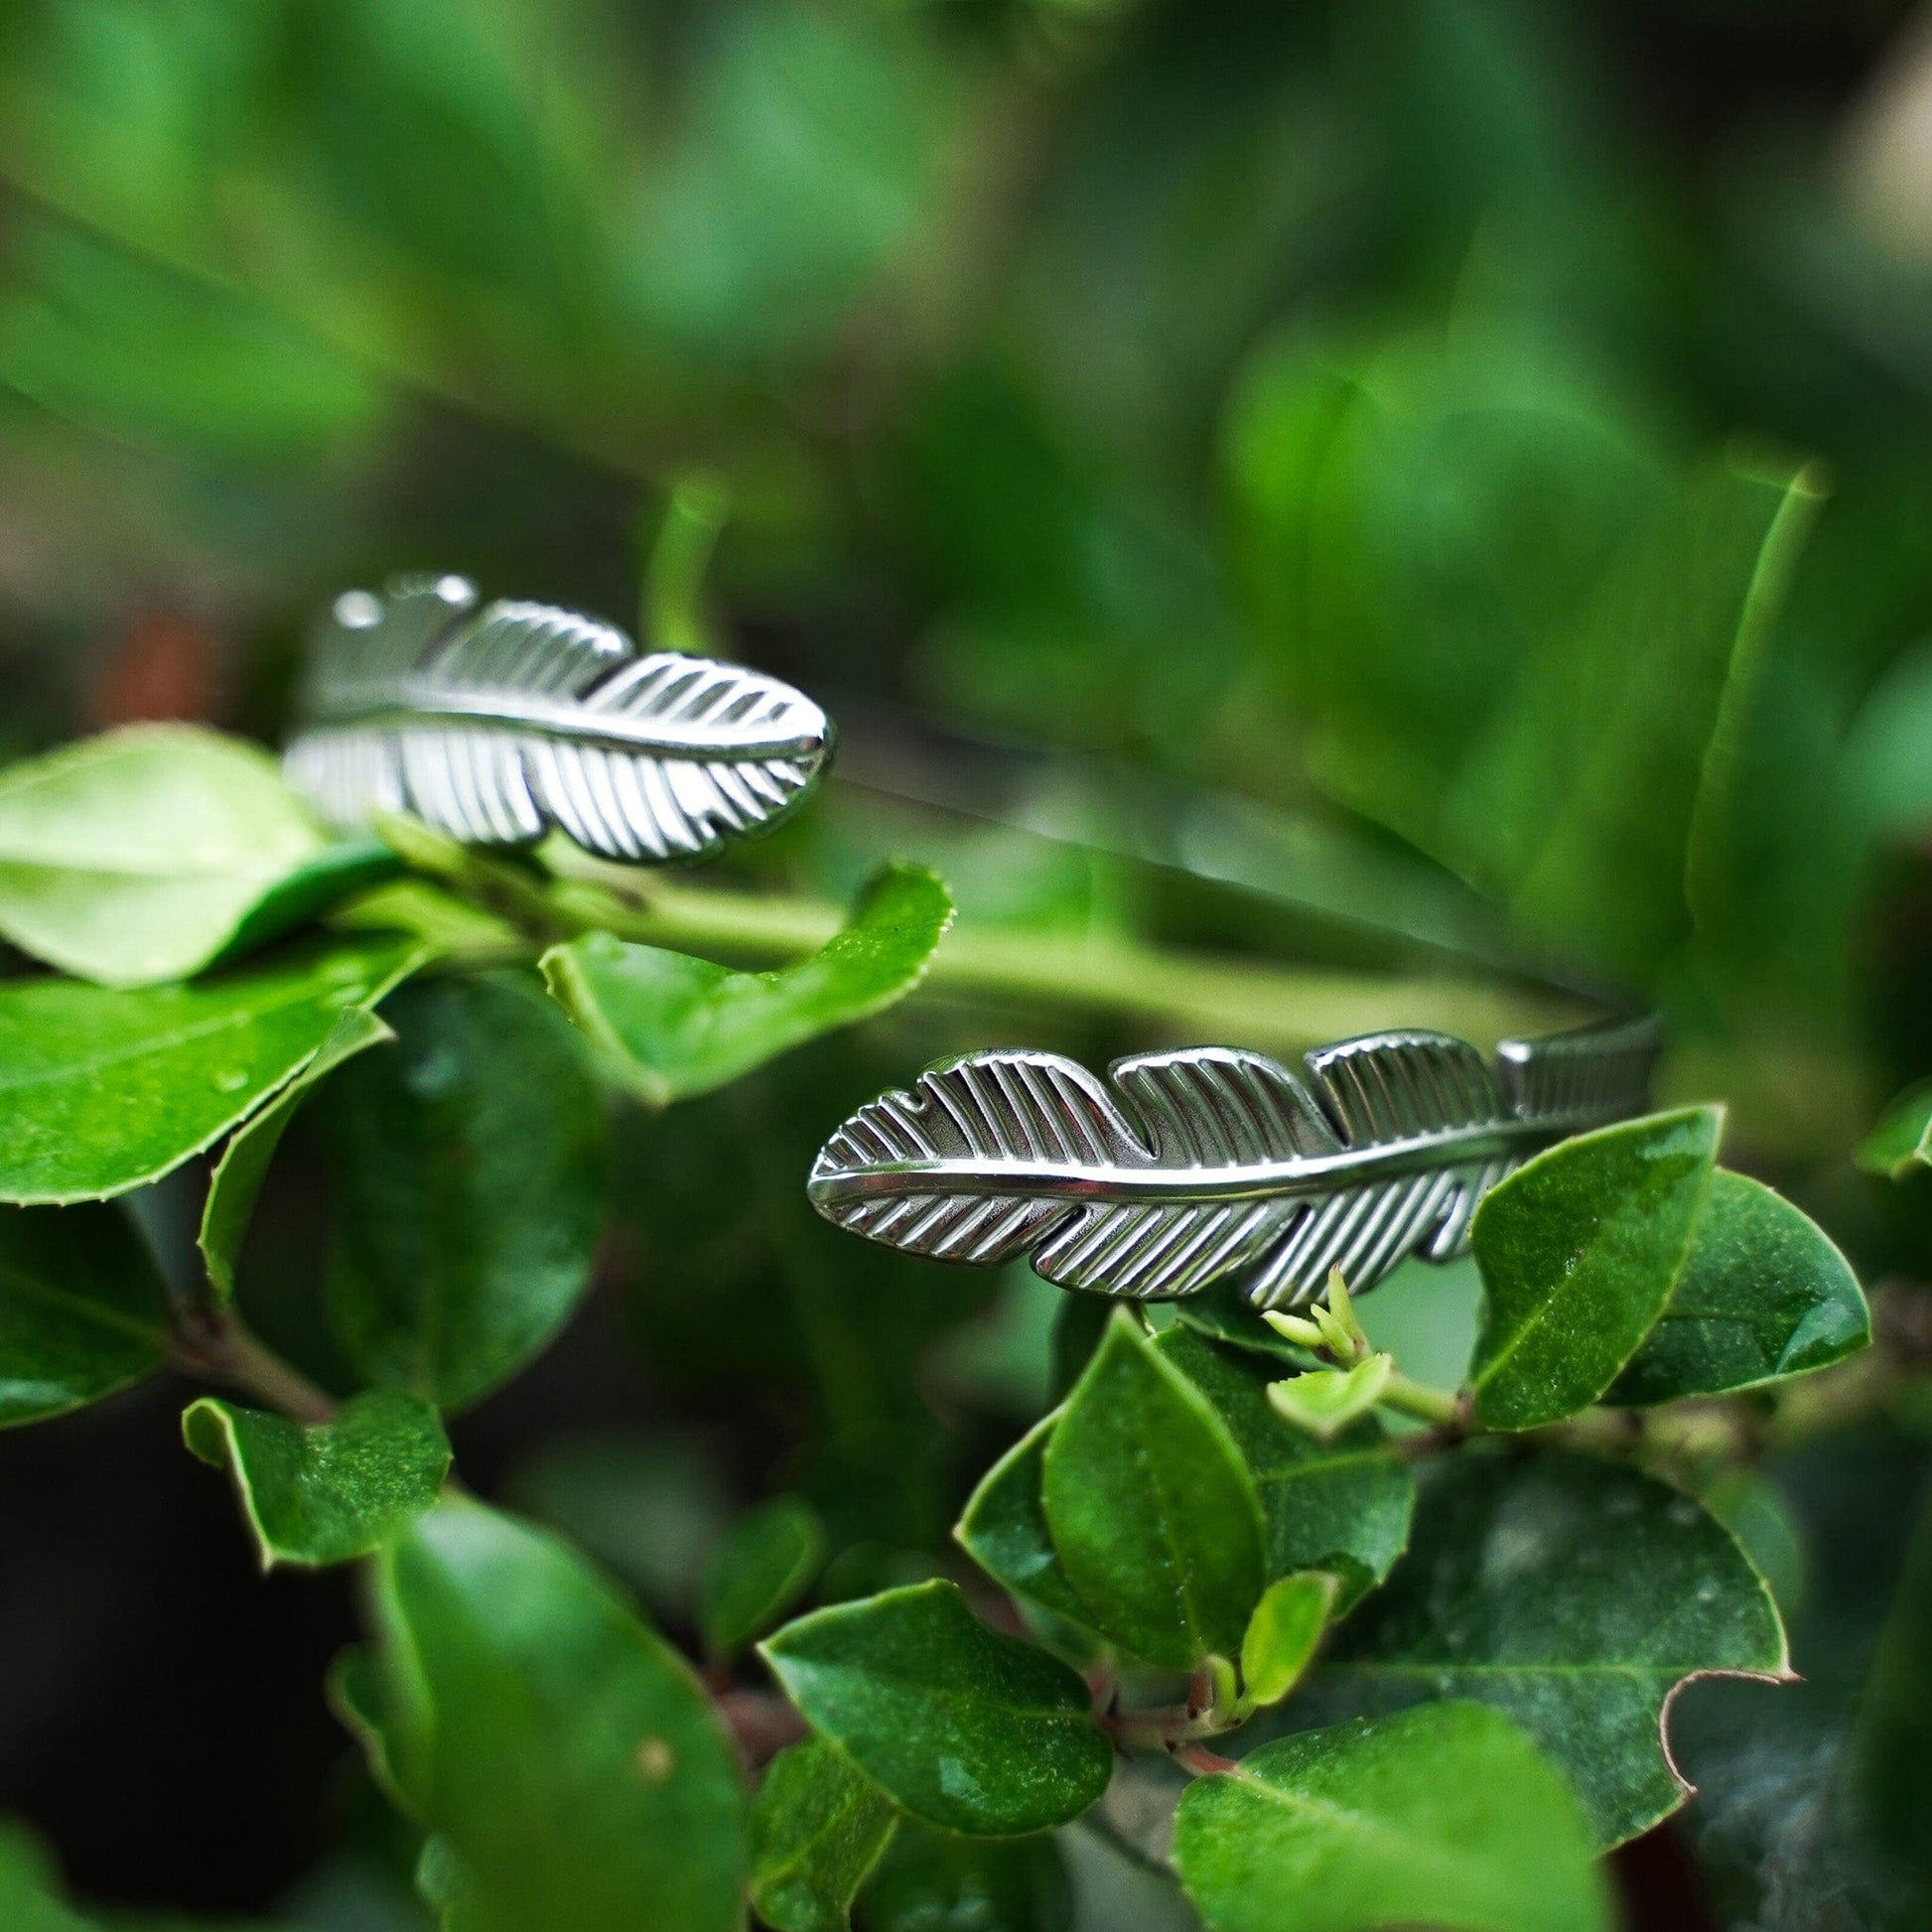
[541,864,953,1105]
[0,1201,170,1427]
[183,1391,451,1569]
[1042,1311,1265,1669]
[1470,1108,1722,1429]
[1859,1082,1932,1178]
[955,1410,1094,1631]
[1266,1356,1392,1442]
[1173,1703,1610,1932]
[1156,1330,1416,1609]
[759,1580,1112,1836]
[1319,1449,1787,1846]
[699,1494,824,1653]
[321,972,609,1411]
[341,1498,747,1932]
[0,725,392,988]
[0,934,421,1205]
[1606,1171,1867,1405]
[750,1736,897,1932]
[1241,1573,1337,1708]
[198,1005,393,1304]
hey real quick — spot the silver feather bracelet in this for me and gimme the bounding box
[282,574,833,863]
[808,1018,1659,1309]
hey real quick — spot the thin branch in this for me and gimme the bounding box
[171,1313,339,1425]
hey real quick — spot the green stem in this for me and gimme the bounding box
[172,1313,339,1425]
[1375,1370,1464,1430]
[643,477,732,657]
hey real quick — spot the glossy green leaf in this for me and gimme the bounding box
[700,1495,824,1653]
[1265,1356,1392,1442]
[1469,1108,1723,1429]
[954,1411,1093,1630]
[1859,1082,1932,1178]
[342,1498,746,1932]
[0,725,391,988]
[1319,1449,1787,1846]
[759,1580,1112,1836]
[541,865,953,1106]
[321,972,609,1411]
[183,1391,451,1569]
[1042,1311,1265,1668]
[1241,1573,1337,1708]
[1156,1330,1416,1609]
[750,1736,897,1932]
[1606,1171,1867,1404]
[855,1824,1070,1932]
[0,1201,170,1427]
[197,1005,393,1305]
[0,934,421,1205]
[1174,1287,1317,1370]
[1173,1703,1610,1932]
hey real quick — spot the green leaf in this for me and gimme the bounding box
[1156,1330,1416,1609]
[759,1580,1112,1836]
[1859,1081,1932,1178]
[1174,1286,1318,1370]
[1240,1573,1337,1708]
[1319,1449,1787,1846]
[321,972,609,1411]
[1172,1703,1611,1932]
[0,934,421,1205]
[1469,1107,1723,1429]
[955,1412,1094,1630]
[855,1823,1070,1932]
[0,725,390,988]
[541,864,953,1106]
[183,1391,451,1569]
[700,1495,824,1653]
[0,1818,96,1932]
[197,1005,393,1305]
[0,1202,170,1427]
[1605,1171,1867,1405]
[750,1736,897,1932]
[1042,1310,1265,1668]
[342,1498,747,1932]
[1266,1356,1392,1442]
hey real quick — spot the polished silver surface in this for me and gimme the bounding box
[808,1016,1658,1308]
[284,575,833,864]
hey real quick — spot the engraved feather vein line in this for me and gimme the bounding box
[308,684,824,760]
[809,1117,1548,1206]
[808,1020,1659,1305]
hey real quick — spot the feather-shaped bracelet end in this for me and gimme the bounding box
[283,574,832,864]
[807,1017,1659,1308]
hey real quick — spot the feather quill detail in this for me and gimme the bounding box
[807,1017,1658,1307]
[283,575,832,864]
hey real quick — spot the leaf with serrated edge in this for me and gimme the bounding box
[750,1736,897,1932]
[1606,1171,1867,1405]
[0,1202,170,1428]
[759,1580,1111,1837]
[1266,1356,1392,1441]
[955,1409,1094,1630]
[1314,1449,1788,1847]
[1173,1702,1611,1932]
[699,1495,823,1653]
[1156,1329,1415,1610]
[0,935,421,1206]
[541,863,951,1106]
[184,1392,451,1569]
[1043,1311,1265,1668]
[1470,1107,1722,1429]
[341,1498,747,1932]
[199,1005,394,1304]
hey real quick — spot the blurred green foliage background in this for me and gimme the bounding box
[10,0,1932,1926]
